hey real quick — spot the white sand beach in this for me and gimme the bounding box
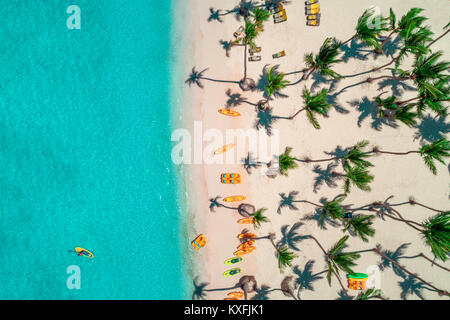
[175,0,450,300]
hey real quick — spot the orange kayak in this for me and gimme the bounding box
[234,246,256,256]
[218,109,241,117]
[214,144,235,155]
[223,195,246,202]
[237,241,255,250]
[237,217,255,224]
[238,233,257,239]
[191,234,207,250]
[224,297,239,300]
[227,291,244,299]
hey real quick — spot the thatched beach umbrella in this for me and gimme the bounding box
[238,203,256,217]
[238,275,258,300]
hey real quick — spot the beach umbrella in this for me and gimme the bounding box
[238,203,256,217]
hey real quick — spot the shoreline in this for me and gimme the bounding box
[178,0,450,300]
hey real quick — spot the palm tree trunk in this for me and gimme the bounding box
[341,35,355,47]
[409,200,444,213]
[373,150,420,156]
[379,28,398,50]
[427,28,450,48]
[290,107,305,120]
[418,253,450,273]
[303,67,316,80]
[243,43,248,81]
[373,247,450,297]
[370,55,398,73]
[369,207,424,232]
[396,96,420,106]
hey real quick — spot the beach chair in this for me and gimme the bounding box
[305,0,318,4]
[272,50,286,58]
[273,9,286,18]
[274,15,287,23]
[306,3,320,10]
[307,19,320,26]
[248,46,262,54]
[233,26,244,38]
[307,14,320,20]
[248,55,261,62]
[271,5,284,14]
[305,7,319,15]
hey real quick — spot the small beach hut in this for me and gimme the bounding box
[347,273,368,290]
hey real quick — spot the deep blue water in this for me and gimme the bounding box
[0,0,186,299]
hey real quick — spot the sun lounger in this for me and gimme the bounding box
[307,19,320,26]
[274,15,287,23]
[271,5,284,14]
[233,26,244,38]
[305,7,319,15]
[272,50,286,58]
[305,0,319,4]
[307,14,320,20]
[248,55,261,62]
[249,46,261,54]
[306,3,320,10]
[273,10,286,18]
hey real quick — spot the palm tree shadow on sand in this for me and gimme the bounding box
[225,88,256,107]
[293,260,326,299]
[277,222,309,251]
[347,96,398,131]
[302,206,341,230]
[398,274,439,300]
[277,191,299,214]
[377,78,416,97]
[336,290,355,300]
[254,107,291,136]
[312,163,342,193]
[340,39,371,62]
[413,114,450,144]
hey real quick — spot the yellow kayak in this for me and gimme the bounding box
[75,247,94,259]
[237,241,255,250]
[227,291,244,299]
[214,144,235,155]
[237,233,257,239]
[218,109,241,117]
[223,195,246,202]
[234,247,256,256]
[237,217,256,224]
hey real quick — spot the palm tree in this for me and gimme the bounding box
[332,165,374,194]
[252,7,270,31]
[277,246,297,272]
[252,208,270,229]
[368,25,433,73]
[303,37,343,80]
[259,65,290,109]
[373,138,450,175]
[278,147,298,176]
[342,8,389,52]
[343,214,376,242]
[370,208,450,263]
[422,211,450,262]
[414,76,449,117]
[256,232,298,272]
[308,235,360,296]
[379,8,428,53]
[375,95,418,127]
[355,288,386,300]
[290,87,331,129]
[342,140,374,169]
[239,20,259,91]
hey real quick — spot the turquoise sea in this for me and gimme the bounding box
[0,0,187,299]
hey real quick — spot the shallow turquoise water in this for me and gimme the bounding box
[0,0,186,299]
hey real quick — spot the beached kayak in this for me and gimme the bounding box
[237,233,257,239]
[191,234,207,250]
[223,195,246,202]
[237,217,255,224]
[237,241,255,250]
[223,268,241,277]
[233,247,256,256]
[227,292,244,298]
[75,247,94,258]
[224,257,243,265]
[218,109,240,117]
[214,144,235,155]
